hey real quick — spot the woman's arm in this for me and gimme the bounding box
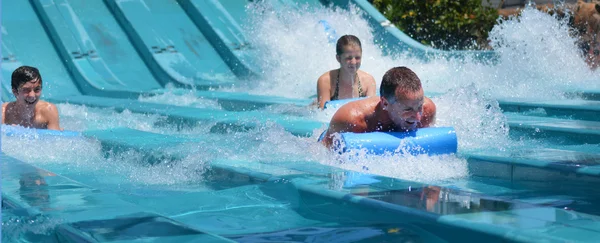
[317,72,332,109]
[364,73,377,97]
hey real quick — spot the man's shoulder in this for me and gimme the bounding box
[338,96,379,112]
[331,97,378,128]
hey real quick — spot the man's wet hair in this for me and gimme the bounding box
[380,67,422,103]
[336,35,362,56]
[11,66,42,91]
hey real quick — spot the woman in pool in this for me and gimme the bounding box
[316,35,377,109]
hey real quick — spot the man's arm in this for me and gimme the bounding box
[321,105,366,148]
[364,74,377,97]
[317,73,332,109]
[321,120,350,148]
[43,103,62,131]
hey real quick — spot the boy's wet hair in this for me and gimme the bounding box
[380,67,422,103]
[11,66,42,91]
[336,35,362,56]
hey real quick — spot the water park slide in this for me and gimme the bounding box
[102,0,237,87]
[1,1,317,134]
[30,0,167,98]
[177,0,260,78]
[1,0,310,108]
[3,0,596,129]
[31,0,258,100]
[186,0,598,101]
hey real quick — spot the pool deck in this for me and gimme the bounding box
[1,153,235,243]
[5,151,600,242]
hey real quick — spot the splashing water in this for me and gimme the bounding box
[486,6,598,97]
[2,212,59,242]
[58,104,215,135]
[59,104,167,132]
[5,3,598,189]
[243,3,395,99]
[243,3,599,100]
[1,134,210,189]
[205,123,469,183]
[1,104,219,190]
[433,85,511,152]
[137,84,223,110]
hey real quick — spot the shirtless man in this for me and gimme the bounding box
[2,66,61,130]
[321,66,436,148]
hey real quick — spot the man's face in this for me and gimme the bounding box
[383,88,424,131]
[13,79,42,107]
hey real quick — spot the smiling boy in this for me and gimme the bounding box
[2,66,61,130]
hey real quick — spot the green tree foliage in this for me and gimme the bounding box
[370,0,499,50]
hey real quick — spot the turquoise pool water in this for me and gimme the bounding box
[2,1,600,242]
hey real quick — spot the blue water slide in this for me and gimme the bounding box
[1,1,82,102]
[102,0,237,88]
[177,0,260,78]
[30,0,164,98]
[18,0,309,108]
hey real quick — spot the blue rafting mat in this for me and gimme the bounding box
[319,127,457,156]
[339,127,457,156]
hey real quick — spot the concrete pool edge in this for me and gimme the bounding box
[207,158,600,242]
[0,153,235,243]
[5,150,600,242]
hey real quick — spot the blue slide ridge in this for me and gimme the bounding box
[177,0,260,78]
[102,0,236,88]
[30,0,164,98]
[1,1,82,102]
[7,0,309,108]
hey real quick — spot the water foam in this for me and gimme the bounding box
[58,103,214,135]
[137,84,223,109]
[243,3,599,100]
[1,104,216,190]
[1,135,213,192]
[59,104,166,132]
[6,3,596,189]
